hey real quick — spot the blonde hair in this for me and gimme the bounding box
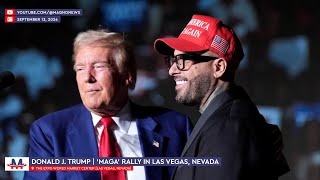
[73,28,136,89]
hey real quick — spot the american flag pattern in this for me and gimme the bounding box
[152,140,160,148]
[210,35,229,54]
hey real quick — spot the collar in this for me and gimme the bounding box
[199,82,229,114]
[91,101,132,133]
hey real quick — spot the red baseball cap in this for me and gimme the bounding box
[154,14,244,64]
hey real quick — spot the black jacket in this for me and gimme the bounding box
[172,85,289,180]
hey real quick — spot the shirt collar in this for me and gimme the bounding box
[199,83,229,114]
[199,91,216,114]
[91,101,132,133]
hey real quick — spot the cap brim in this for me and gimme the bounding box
[154,38,207,55]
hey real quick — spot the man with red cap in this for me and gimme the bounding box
[154,14,289,180]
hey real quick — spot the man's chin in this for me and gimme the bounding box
[83,102,103,111]
[175,96,197,106]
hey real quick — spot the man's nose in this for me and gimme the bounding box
[168,63,180,76]
[84,67,96,83]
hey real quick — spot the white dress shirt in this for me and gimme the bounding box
[91,102,146,180]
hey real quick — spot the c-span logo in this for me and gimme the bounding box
[5,157,29,171]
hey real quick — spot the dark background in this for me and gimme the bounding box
[1,0,320,179]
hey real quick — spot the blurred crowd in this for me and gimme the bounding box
[1,0,320,179]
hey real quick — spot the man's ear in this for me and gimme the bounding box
[125,73,136,89]
[212,58,227,78]
[125,74,132,85]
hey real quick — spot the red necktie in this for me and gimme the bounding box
[99,117,126,180]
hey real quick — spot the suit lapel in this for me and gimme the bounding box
[172,89,234,175]
[67,105,100,179]
[137,118,164,157]
[132,103,164,180]
[180,92,230,156]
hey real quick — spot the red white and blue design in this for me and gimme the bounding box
[211,35,229,54]
[5,157,29,171]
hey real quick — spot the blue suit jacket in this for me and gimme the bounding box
[24,102,192,180]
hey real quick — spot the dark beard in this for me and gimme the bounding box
[175,73,212,106]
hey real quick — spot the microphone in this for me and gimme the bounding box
[0,71,16,89]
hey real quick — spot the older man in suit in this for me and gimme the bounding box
[24,29,192,180]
